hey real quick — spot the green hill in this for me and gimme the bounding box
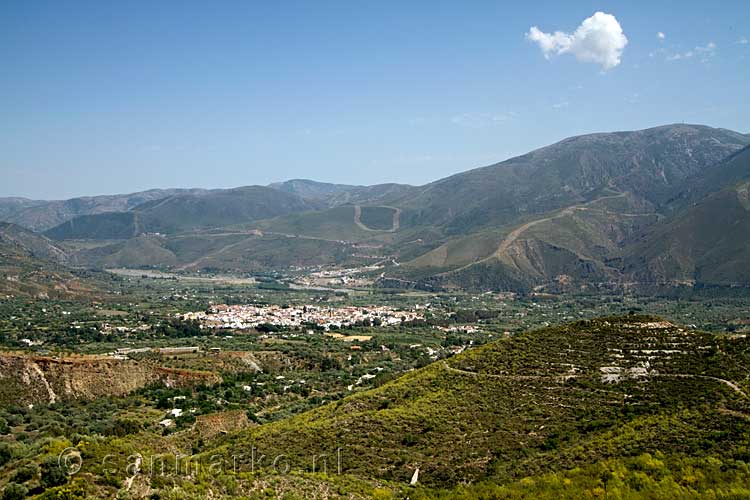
[8,317,750,499]
[188,316,750,496]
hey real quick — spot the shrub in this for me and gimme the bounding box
[35,480,88,500]
[1,483,28,500]
[11,463,38,483]
[0,443,11,467]
[40,456,68,489]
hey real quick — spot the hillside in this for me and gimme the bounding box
[622,182,750,286]
[666,144,750,211]
[0,222,68,264]
[0,188,207,232]
[0,223,103,298]
[268,179,359,200]
[395,191,658,292]
[390,124,747,234]
[0,353,221,406]
[45,186,320,240]
[269,179,414,207]
[619,146,750,287]
[252,124,750,291]
[62,230,366,271]
[14,316,749,499]
[44,211,144,240]
[199,316,750,493]
[0,198,46,224]
[66,234,179,268]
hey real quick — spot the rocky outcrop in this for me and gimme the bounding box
[194,410,252,439]
[0,353,222,406]
[156,367,222,389]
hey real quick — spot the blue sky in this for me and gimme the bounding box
[1,1,748,199]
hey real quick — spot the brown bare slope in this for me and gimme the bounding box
[0,353,221,406]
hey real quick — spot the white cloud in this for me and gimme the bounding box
[666,51,692,61]
[657,32,666,40]
[526,12,628,70]
[551,101,569,109]
[696,41,717,53]
[738,37,749,45]
[451,112,515,128]
[667,42,716,62]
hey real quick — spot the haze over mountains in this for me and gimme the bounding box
[2,123,750,295]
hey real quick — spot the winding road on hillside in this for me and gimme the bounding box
[440,360,578,381]
[174,230,351,271]
[353,205,401,232]
[175,236,257,271]
[436,192,634,276]
[492,192,630,259]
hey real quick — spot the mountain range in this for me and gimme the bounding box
[2,123,750,295]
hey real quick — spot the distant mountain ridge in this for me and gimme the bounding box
[388,124,748,234]
[5,123,750,292]
[269,178,414,206]
[268,179,359,200]
[0,188,208,232]
[44,185,320,240]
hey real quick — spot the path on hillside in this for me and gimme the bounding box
[353,205,401,232]
[492,192,629,259]
[442,361,748,398]
[174,230,350,271]
[441,361,578,382]
[174,236,257,271]
[660,374,748,398]
[184,229,348,244]
[438,192,630,276]
[264,231,351,243]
